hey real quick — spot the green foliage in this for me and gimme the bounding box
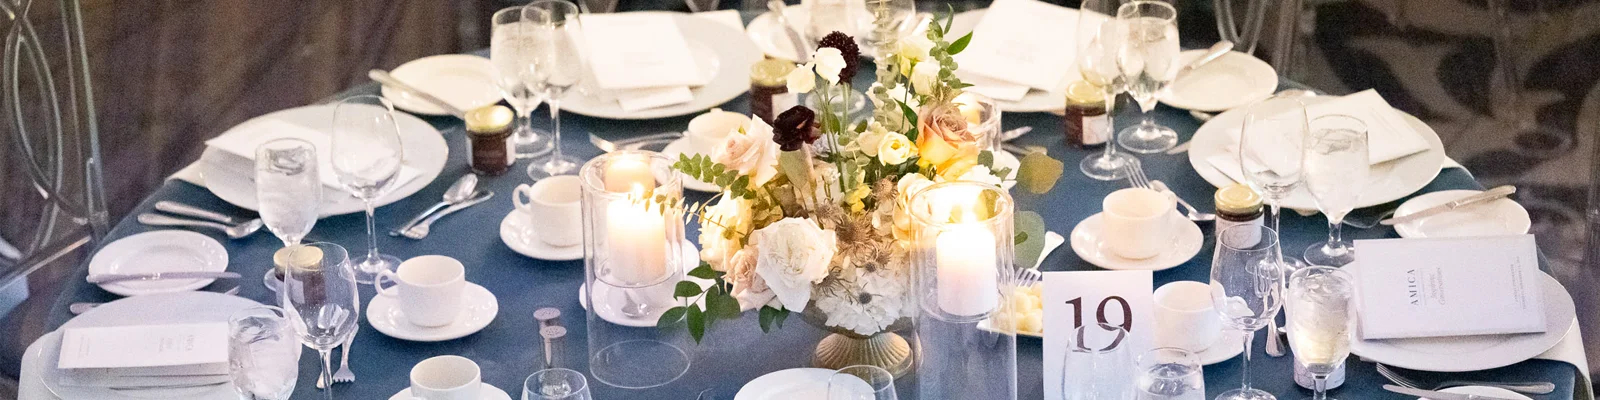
[675,154,756,199]
[947,32,974,55]
[660,261,765,343]
[1017,151,1066,195]
[1013,211,1047,269]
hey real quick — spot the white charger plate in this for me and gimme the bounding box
[563,12,761,120]
[36,292,262,399]
[1346,261,1576,372]
[500,212,584,261]
[199,104,448,217]
[88,230,229,297]
[1393,190,1531,239]
[1069,213,1203,271]
[380,54,504,116]
[387,384,512,400]
[1187,96,1446,211]
[734,368,836,400]
[367,282,498,342]
[1161,50,1278,112]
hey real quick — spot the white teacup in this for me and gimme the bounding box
[686,108,749,153]
[375,255,466,327]
[1102,187,1178,259]
[1153,281,1222,352]
[514,175,583,247]
[409,355,481,400]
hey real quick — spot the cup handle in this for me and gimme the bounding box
[513,184,534,210]
[374,270,401,297]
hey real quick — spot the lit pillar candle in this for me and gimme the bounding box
[935,224,999,316]
[604,156,656,193]
[605,200,668,285]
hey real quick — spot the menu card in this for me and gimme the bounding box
[1353,235,1546,340]
[955,0,1082,91]
[58,323,230,370]
[580,13,706,90]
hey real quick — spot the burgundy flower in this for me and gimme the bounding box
[817,31,860,84]
[772,106,817,152]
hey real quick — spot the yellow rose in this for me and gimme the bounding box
[916,104,981,178]
[876,132,915,165]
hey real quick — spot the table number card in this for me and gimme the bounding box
[956,0,1084,91]
[1042,270,1154,400]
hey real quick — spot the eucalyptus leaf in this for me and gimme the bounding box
[1017,151,1066,194]
[1013,211,1047,269]
[978,150,995,168]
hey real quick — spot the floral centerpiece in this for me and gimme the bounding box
[659,8,1062,375]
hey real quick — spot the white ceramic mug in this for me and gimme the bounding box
[408,355,482,400]
[514,175,583,247]
[686,108,749,153]
[375,255,466,327]
[1153,281,1222,352]
[1102,187,1177,259]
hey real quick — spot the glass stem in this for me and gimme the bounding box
[1269,201,1286,263]
[364,202,379,262]
[1240,329,1254,391]
[1312,374,1329,400]
[319,348,335,396]
[1326,216,1343,249]
[1099,86,1119,160]
[548,99,564,165]
[516,105,535,142]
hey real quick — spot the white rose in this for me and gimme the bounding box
[877,132,914,165]
[786,63,816,94]
[896,173,935,200]
[910,59,942,95]
[711,118,781,185]
[698,194,755,271]
[856,121,889,157]
[897,31,934,62]
[951,164,1003,187]
[812,47,846,84]
[751,218,837,310]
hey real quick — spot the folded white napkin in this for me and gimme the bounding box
[956,0,1084,91]
[202,118,421,190]
[957,71,1031,102]
[1303,89,1430,164]
[581,13,706,90]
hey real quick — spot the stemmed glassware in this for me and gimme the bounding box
[330,95,404,284]
[1060,323,1134,399]
[255,138,321,287]
[1302,114,1369,266]
[491,6,554,159]
[1113,0,1180,154]
[1240,95,1309,269]
[828,365,898,400]
[1286,266,1355,400]
[1210,224,1286,400]
[1075,0,1137,180]
[524,0,587,180]
[228,306,300,400]
[523,368,593,400]
[278,243,359,399]
[1134,348,1204,400]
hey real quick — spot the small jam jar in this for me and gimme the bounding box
[465,105,515,176]
[1063,80,1109,148]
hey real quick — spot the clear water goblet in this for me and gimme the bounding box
[330,94,404,283]
[1302,114,1369,266]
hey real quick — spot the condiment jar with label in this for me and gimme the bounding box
[1215,183,1265,244]
[1063,80,1110,148]
[465,105,515,176]
[749,58,798,124]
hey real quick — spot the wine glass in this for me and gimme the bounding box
[827,365,897,400]
[228,306,300,400]
[1301,114,1369,266]
[1239,95,1309,269]
[1075,0,1137,180]
[1210,224,1285,400]
[685,0,719,12]
[1134,348,1204,400]
[330,94,404,284]
[1287,266,1355,400]
[1113,0,1180,153]
[255,138,321,287]
[864,0,916,51]
[278,243,359,399]
[491,6,554,159]
[524,0,587,180]
[523,368,593,400]
[1060,323,1134,399]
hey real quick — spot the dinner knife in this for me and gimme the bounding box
[1173,41,1234,82]
[1380,185,1518,226]
[367,69,467,119]
[1382,385,1521,400]
[87,271,241,285]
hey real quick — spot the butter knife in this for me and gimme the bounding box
[367,69,467,119]
[1173,41,1234,82]
[1383,385,1520,400]
[88,271,241,285]
[1380,185,1518,226]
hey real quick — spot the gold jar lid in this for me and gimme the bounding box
[273,245,324,271]
[1065,80,1106,106]
[465,105,514,135]
[1215,184,1264,214]
[751,58,796,87]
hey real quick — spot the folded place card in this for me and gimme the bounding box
[1301,89,1431,164]
[203,118,422,190]
[58,322,230,370]
[580,13,706,90]
[1353,235,1546,340]
[956,0,1084,91]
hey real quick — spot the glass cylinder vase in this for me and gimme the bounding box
[579,150,693,390]
[955,92,1003,151]
[907,181,1018,399]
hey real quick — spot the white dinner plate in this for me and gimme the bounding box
[500,212,584,261]
[1187,96,1446,211]
[1069,213,1203,271]
[367,282,499,342]
[734,368,835,400]
[562,12,762,120]
[380,54,504,116]
[36,292,262,400]
[199,104,448,217]
[1419,386,1532,400]
[388,383,513,400]
[1393,190,1531,239]
[661,137,724,193]
[1346,262,1577,372]
[1161,50,1278,112]
[87,230,229,297]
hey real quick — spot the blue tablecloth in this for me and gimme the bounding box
[44,63,1579,399]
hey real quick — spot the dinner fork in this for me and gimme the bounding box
[589,131,683,153]
[1374,363,1555,395]
[332,328,357,384]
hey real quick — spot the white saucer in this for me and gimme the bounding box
[1161,50,1278,112]
[88,230,229,297]
[578,240,709,327]
[500,213,584,261]
[1419,386,1532,400]
[734,368,835,400]
[1069,213,1203,271]
[380,54,503,116]
[1195,327,1248,365]
[387,383,513,400]
[367,283,499,342]
[1393,190,1531,239]
[661,137,723,193]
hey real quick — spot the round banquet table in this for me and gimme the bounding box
[29,56,1582,399]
